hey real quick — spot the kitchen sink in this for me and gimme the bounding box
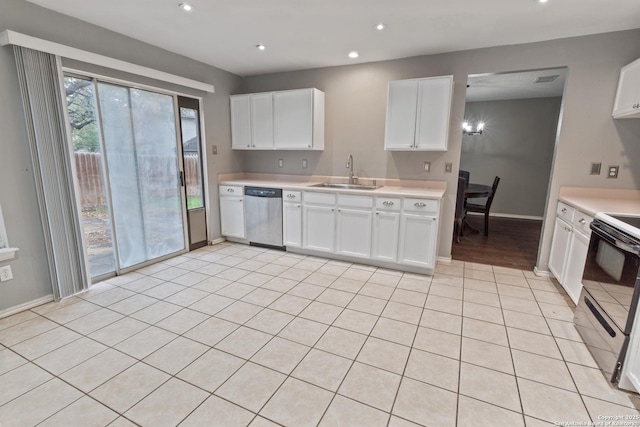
[310,183,380,190]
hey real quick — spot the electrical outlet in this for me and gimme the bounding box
[0,265,13,282]
[423,162,431,172]
[444,163,453,173]
[590,162,601,175]
[302,159,308,169]
[278,159,284,168]
[212,145,218,155]
[607,165,619,179]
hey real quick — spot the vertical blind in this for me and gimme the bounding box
[14,46,89,300]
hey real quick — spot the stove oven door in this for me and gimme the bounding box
[575,290,628,382]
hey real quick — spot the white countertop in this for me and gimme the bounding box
[219,178,447,199]
[558,187,640,216]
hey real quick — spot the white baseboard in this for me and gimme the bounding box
[437,255,453,264]
[533,266,551,278]
[0,294,54,319]
[209,237,226,245]
[467,212,543,221]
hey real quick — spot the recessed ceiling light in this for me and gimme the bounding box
[375,23,386,31]
[348,51,359,59]
[538,0,548,3]
[179,3,192,11]
[256,44,266,51]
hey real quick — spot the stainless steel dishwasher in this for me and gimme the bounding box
[244,187,284,249]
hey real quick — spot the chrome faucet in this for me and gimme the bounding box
[346,154,357,184]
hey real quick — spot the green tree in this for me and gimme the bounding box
[65,77,100,152]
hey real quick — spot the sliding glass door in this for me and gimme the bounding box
[65,77,116,277]
[98,83,185,269]
[64,76,188,277]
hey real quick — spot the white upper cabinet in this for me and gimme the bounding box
[230,95,252,150]
[384,75,453,151]
[230,88,325,150]
[613,58,640,118]
[384,80,419,150]
[251,92,274,148]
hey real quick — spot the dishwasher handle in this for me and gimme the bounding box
[244,187,282,198]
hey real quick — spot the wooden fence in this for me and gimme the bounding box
[75,152,201,208]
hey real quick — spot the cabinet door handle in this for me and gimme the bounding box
[561,208,567,213]
[414,202,427,207]
[297,205,301,208]
[579,218,586,224]
[383,201,394,206]
[565,226,572,232]
[287,194,295,198]
[227,188,234,193]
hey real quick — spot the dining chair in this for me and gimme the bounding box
[465,176,500,236]
[453,176,467,243]
[458,170,470,188]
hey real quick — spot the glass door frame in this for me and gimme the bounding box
[63,69,207,280]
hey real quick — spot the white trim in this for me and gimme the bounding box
[533,266,551,278]
[0,248,19,262]
[209,237,226,245]
[0,294,54,319]
[437,255,453,264]
[1,30,214,93]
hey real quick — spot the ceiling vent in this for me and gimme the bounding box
[534,75,559,83]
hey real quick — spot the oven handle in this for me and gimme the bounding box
[584,296,617,338]
[591,222,640,256]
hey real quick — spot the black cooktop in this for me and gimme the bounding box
[611,214,640,230]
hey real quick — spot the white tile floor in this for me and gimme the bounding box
[1,242,640,426]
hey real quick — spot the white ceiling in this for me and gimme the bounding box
[466,68,567,102]
[25,0,640,76]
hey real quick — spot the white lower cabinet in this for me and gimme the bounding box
[549,216,572,280]
[301,191,439,270]
[372,212,400,262]
[337,208,373,258]
[548,201,593,304]
[303,205,336,252]
[283,202,302,247]
[398,213,438,268]
[219,190,245,239]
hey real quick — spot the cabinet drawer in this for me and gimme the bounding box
[304,192,336,205]
[283,191,301,202]
[375,197,401,211]
[403,198,439,213]
[220,185,243,195]
[338,194,373,208]
[556,202,575,222]
[573,212,593,236]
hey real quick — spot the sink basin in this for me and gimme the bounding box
[310,183,379,191]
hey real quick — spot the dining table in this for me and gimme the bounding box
[464,183,493,199]
[462,183,494,234]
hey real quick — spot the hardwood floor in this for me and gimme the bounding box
[451,214,543,271]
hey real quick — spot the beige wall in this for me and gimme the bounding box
[461,97,562,218]
[0,0,242,311]
[240,29,640,271]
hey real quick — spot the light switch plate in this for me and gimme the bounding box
[278,159,284,168]
[445,163,453,173]
[423,162,431,172]
[302,159,308,169]
[607,165,619,179]
[590,162,601,175]
[0,265,13,282]
[212,145,218,155]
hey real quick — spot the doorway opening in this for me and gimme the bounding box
[452,68,567,270]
